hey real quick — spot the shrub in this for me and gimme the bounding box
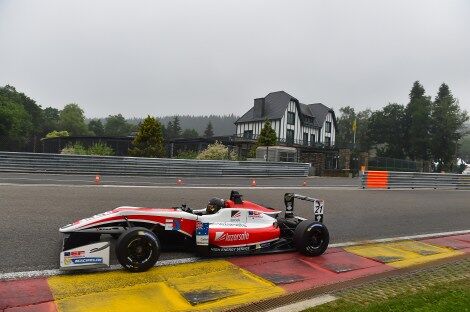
[45,130,70,138]
[61,143,87,155]
[61,142,114,156]
[196,141,237,160]
[176,150,198,159]
[88,142,114,156]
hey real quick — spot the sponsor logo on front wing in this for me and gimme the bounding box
[64,257,103,265]
[214,231,249,242]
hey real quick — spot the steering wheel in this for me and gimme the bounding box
[180,204,192,213]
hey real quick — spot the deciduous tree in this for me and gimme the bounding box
[88,119,105,136]
[368,103,407,158]
[336,106,356,147]
[59,103,90,136]
[104,114,132,136]
[43,107,60,135]
[0,100,33,150]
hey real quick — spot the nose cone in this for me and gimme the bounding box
[59,223,75,233]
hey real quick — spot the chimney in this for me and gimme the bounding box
[253,98,265,118]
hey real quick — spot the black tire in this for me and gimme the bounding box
[293,220,329,256]
[116,227,160,272]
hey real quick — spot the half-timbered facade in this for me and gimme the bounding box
[235,91,336,147]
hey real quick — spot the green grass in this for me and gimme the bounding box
[305,278,470,312]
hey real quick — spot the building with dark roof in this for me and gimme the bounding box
[235,91,337,147]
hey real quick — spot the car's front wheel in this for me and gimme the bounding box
[116,227,160,272]
[294,220,329,256]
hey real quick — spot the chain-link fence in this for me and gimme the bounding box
[368,156,427,172]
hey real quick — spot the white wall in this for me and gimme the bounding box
[319,112,335,145]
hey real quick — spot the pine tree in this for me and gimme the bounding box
[430,83,469,171]
[405,81,432,161]
[204,121,214,138]
[257,120,277,146]
[129,116,165,157]
[172,116,182,138]
[166,120,174,139]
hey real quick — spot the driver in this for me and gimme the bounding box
[206,197,225,214]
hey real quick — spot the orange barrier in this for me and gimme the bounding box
[365,171,389,188]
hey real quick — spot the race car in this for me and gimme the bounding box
[59,191,329,272]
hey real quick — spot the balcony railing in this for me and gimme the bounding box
[233,133,334,148]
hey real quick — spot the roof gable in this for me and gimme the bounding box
[308,103,336,128]
[236,91,297,123]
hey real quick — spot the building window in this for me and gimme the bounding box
[325,121,332,133]
[243,130,253,139]
[279,152,296,162]
[325,136,331,147]
[303,133,308,146]
[286,129,294,145]
[310,134,315,146]
[287,112,295,125]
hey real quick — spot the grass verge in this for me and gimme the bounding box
[305,278,470,312]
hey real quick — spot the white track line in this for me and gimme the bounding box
[329,229,470,248]
[0,257,200,280]
[267,294,337,312]
[1,229,469,281]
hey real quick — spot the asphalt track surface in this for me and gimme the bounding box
[0,172,358,187]
[0,181,469,274]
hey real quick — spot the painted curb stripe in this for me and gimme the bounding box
[345,239,462,268]
[47,260,284,312]
[0,278,55,311]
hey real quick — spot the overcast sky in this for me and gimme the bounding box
[0,0,469,118]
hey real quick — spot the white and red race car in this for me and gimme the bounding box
[59,191,329,272]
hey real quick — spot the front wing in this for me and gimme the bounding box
[60,241,110,270]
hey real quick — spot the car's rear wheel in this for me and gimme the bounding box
[116,227,160,272]
[294,220,329,256]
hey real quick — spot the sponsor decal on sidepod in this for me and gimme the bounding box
[215,231,249,242]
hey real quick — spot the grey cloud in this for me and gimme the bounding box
[0,0,469,117]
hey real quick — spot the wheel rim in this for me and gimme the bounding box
[306,228,324,252]
[126,237,153,264]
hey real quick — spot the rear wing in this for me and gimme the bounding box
[284,193,324,222]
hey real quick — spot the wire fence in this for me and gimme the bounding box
[367,156,427,172]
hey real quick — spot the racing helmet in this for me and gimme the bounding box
[206,197,225,214]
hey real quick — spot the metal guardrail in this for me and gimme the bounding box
[0,152,310,177]
[361,170,470,189]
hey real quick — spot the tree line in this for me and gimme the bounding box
[336,81,469,171]
[0,84,232,152]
